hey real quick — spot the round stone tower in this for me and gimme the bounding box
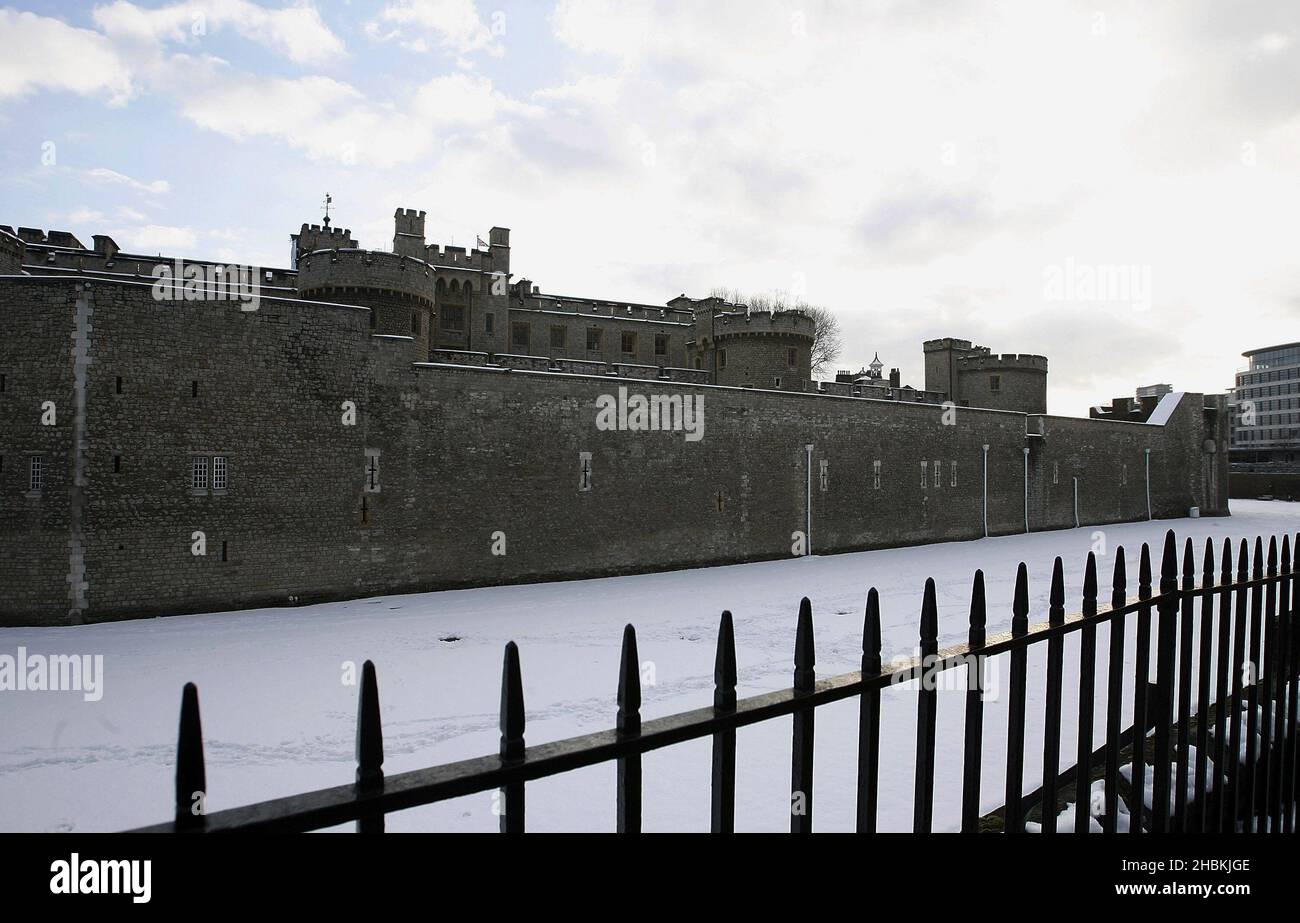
[955,352,1048,414]
[683,297,815,391]
[296,247,436,357]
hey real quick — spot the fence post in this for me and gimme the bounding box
[913,579,938,833]
[175,682,206,831]
[960,571,986,833]
[1150,531,1179,833]
[1040,557,1066,832]
[1213,537,1234,833]
[791,598,815,833]
[1193,538,1215,831]
[1271,536,1290,832]
[1103,550,1126,833]
[355,660,384,833]
[1228,539,1250,830]
[711,611,737,834]
[858,589,882,833]
[1130,543,1153,834]
[1075,553,1098,834]
[1261,537,1278,830]
[498,641,525,834]
[1284,534,1299,833]
[1174,538,1196,830]
[616,625,642,834]
[1243,538,1264,832]
[1004,563,1030,834]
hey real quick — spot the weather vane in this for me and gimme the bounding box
[322,193,333,228]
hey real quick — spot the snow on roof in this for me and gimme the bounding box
[1145,391,1185,426]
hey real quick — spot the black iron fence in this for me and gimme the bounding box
[131,528,1300,833]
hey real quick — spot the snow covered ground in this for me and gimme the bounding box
[1,500,1295,833]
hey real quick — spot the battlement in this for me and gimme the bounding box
[923,337,983,353]
[713,309,815,340]
[956,352,1048,373]
[297,248,437,304]
[0,227,25,274]
[424,244,493,270]
[295,224,356,259]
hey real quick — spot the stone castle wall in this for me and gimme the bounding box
[0,275,1227,626]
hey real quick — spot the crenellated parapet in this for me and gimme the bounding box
[711,308,815,342]
[297,248,436,306]
[294,224,356,262]
[956,352,1048,373]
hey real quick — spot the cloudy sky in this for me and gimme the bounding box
[2,0,1297,416]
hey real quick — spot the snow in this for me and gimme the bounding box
[0,500,1295,832]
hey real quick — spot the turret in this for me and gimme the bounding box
[296,248,437,358]
[680,295,814,391]
[0,227,25,274]
[393,208,427,259]
[292,223,356,266]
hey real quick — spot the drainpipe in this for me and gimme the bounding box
[1022,447,1030,534]
[981,444,990,538]
[1073,476,1080,528]
[1144,448,1152,521]
[804,444,814,554]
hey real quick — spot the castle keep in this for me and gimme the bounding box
[0,210,1229,626]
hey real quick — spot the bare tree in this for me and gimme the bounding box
[708,287,843,376]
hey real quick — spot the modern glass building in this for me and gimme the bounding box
[1230,342,1300,469]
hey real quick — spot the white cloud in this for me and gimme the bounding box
[366,0,502,57]
[91,0,344,66]
[113,224,197,252]
[81,167,170,195]
[0,9,134,104]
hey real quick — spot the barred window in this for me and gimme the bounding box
[550,326,567,349]
[586,328,602,351]
[192,455,209,490]
[213,455,228,491]
[934,460,942,487]
[29,455,43,492]
[511,322,531,351]
[621,331,637,354]
[872,459,881,490]
[950,461,957,488]
[920,460,928,487]
[655,334,668,356]
[441,305,465,332]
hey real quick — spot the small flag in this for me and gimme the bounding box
[477,235,488,249]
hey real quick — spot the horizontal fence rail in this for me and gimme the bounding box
[131,528,1300,834]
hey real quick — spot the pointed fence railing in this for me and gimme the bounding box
[131,528,1300,834]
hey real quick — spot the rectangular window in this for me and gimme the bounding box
[586,328,602,352]
[920,460,928,487]
[787,347,797,368]
[1121,463,1127,486]
[819,459,828,491]
[655,334,668,356]
[934,460,941,487]
[950,461,957,487]
[774,377,782,389]
[550,326,567,349]
[511,321,531,351]
[578,451,592,491]
[441,305,465,332]
[1052,461,1059,485]
[621,331,637,354]
[718,349,728,369]
[191,455,209,490]
[412,312,420,334]
[872,459,881,490]
[485,313,495,334]
[29,455,43,492]
[213,455,228,491]
[990,374,1002,393]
